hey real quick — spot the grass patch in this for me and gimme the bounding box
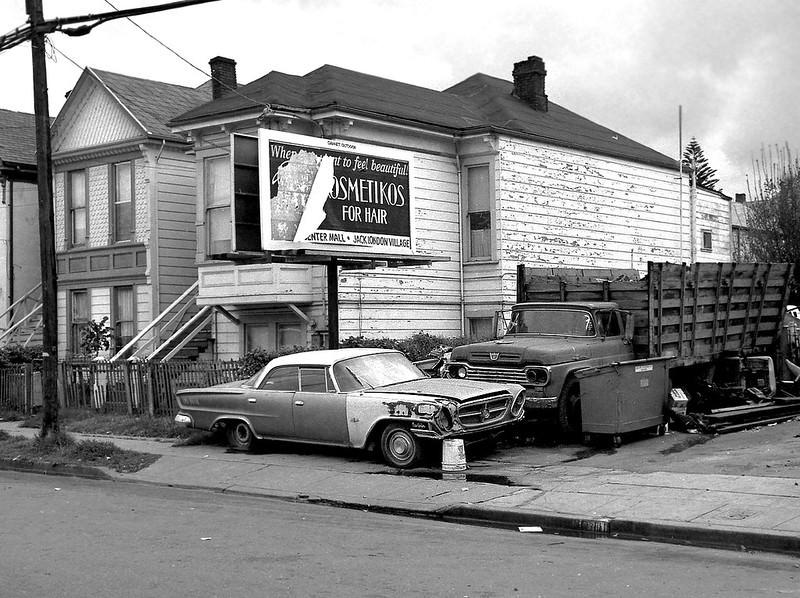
[12,408,194,439]
[0,429,160,473]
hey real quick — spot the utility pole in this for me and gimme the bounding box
[26,0,59,436]
[3,0,220,437]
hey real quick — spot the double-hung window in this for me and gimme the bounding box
[205,155,232,256]
[69,289,89,355]
[465,164,493,260]
[113,286,135,352]
[67,170,88,247]
[111,161,134,243]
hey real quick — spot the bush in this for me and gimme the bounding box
[238,345,314,378]
[341,331,476,362]
[0,345,43,368]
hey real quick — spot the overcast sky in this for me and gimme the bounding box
[2,0,798,195]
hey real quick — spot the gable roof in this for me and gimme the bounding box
[76,68,211,142]
[170,63,677,170]
[0,108,37,166]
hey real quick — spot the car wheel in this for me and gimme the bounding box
[380,424,421,469]
[226,421,255,451]
[557,377,582,437]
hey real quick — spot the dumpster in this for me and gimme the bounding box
[575,356,673,446]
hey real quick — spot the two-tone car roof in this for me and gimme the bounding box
[267,347,398,368]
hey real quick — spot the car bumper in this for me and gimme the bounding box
[174,412,193,427]
[525,395,558,409]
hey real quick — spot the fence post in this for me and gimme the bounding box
[24,363,33,414]
[121,361,133,415]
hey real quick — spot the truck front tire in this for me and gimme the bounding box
[557,378,582,436]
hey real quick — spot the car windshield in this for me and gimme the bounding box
[507,308,596,337]
[333,352,425,392]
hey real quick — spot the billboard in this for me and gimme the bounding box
[259,130,416,255]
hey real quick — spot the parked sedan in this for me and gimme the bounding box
[174,348,526,468]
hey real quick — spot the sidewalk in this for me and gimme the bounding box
[2,418,799,556]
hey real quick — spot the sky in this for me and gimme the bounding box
[1,0,798,196]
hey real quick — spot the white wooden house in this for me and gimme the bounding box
[0,108,42,343]
[169,55,732,359]
[51,67,210,358]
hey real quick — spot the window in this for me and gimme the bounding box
[113,286,135,352]
[111,161,134,242]
[299,367,332,392]
[595,310,622,337]
[245,324,270,352]
[67,170,88,247]
[701,229,713,252]
[465,164,492,259]
[277,322,303,349]
[205,155,232,256]
[69,289,89,355]
[468,317,494,340]
[259,366,299,391]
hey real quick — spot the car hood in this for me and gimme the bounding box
[364,378,519,402]
[450,336,605,366]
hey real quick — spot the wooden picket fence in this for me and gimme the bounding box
[0,360,244,417]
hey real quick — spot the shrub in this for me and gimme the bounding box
[238,345,313,378]
[0,345,43,368]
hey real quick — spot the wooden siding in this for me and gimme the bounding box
[494,137,732,307]
[153,149,200,313]
[53,83,141,153]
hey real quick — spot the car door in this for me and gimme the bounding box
[291,366,349,444]
[246,365,297,437]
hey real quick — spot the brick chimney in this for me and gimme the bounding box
[512,56,548,111]
[209,56,237,99]
[734,193,746,203]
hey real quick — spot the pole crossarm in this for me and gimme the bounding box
[1,0,219,52]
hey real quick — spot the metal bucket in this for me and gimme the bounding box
[441,438,467,472]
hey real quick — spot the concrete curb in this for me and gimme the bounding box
[440,505,800,557]
[0,458,111,480]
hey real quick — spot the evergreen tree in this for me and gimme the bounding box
[682,137,720,192]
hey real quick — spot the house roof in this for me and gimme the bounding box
[86,68,211,141]
[170,63,677,170]
[0,108,37,166]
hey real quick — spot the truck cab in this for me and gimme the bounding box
[447,302,635,433]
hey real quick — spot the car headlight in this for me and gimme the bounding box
[449,365,467,379]
[510,392,526,417]
[525,367,549,385]
[434,406,454,431]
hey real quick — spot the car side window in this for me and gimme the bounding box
[299,367,333,393]
[259,366,299,391]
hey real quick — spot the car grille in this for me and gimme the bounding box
[457,392,512,428]
[470,351,523,365]
[464,366,528,385]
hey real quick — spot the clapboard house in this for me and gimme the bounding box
[51,67,210,358]
[0,108,42,344]
[168,55,731,359]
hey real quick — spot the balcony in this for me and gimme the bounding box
[197,263,314,306]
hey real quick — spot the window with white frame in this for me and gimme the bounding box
[205,155,232,256]
[113,286,135,352]
[67,170,88,247]
[111,160,134,243]
[701,229,713,252]
[69,289,89,355]
[465,164,492,260]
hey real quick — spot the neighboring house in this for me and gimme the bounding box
[731,193,751,261]
[51,66,211,359]
[168,55,732,359]
[0,108,42,342]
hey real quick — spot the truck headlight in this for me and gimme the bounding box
[525,367,550,385]
[449,365,467,379]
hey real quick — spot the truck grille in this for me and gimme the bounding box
[464,366,528,385]
[456,393,512,428]
[470,351,523,365]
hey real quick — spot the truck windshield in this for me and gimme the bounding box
[507,308,596,337]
